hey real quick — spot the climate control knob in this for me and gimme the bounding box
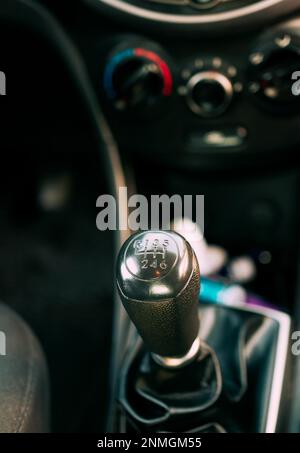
[248,31,300,113]
[186,71,233,117]
[103,47,173,111]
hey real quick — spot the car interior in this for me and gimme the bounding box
[0,0,300,434]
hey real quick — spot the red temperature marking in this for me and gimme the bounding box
[134,48,173,96]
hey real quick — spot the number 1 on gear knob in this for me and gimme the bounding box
[116,230,200,365]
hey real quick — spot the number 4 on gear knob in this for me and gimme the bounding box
[116,230,201,366]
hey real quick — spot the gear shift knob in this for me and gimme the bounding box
[116,230,200,366]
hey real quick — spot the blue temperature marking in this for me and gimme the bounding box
[103,48,134,99]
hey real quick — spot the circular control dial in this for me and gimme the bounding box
[248,32,300,113]
[180,57,241,117]
[187,71,233,117]
[103,47,173,111]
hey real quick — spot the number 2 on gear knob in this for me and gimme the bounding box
[116,230,200,361]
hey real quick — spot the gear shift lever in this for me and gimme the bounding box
[116,230,200,368]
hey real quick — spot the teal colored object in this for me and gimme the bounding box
[199,277,246,305]
[200,278,225,304]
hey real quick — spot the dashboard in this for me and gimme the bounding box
[59,0,300,170]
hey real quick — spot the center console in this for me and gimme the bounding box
[61,0,300,171]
